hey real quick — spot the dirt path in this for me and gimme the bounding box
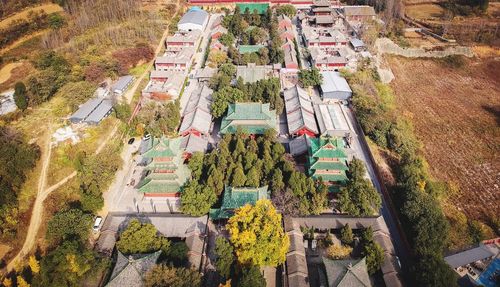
[0,62,23,84]
[5,0,181,272]
[5,124,119,272]
[0,30,47,55]
[123,0,181,104]
[6,126,52,271]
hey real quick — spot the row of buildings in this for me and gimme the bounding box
[143,8,209,101]
[298,1,372,70]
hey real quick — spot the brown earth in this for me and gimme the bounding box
[388,55,500,221]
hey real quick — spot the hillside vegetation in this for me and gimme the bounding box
[0,0,170,281]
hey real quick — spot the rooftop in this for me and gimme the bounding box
[85,99,113,124]
[180,134,208,154]
[236,3,269,14]
[342,5,376,17]
[112,75,134,92]
[236,64,272,83]
[314,103,353,136]
[210,186,270,219]
[106,251,161,287]
[178,9,208,27]
[444,244,498,269]
[322,257,372,287]
[320,71,352,93]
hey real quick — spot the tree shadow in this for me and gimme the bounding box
[482,105,500,126]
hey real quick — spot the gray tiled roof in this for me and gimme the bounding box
[180,134,208,154]
[322,257,372,287]
[179,108,212,135]
[284,86,318,135]
[106,251,161,287]
[112,75,134,92]
[320,71,352,93]
[314,103,352,136]
[444,245,496,268]
[179,9,209,26]
[85,99,113,124]
[289,135,311,156]
[70,98,103,122]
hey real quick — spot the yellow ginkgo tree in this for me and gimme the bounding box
[227,199,289,267]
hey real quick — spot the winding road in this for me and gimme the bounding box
[4,0,181,272]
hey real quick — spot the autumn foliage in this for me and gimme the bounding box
[227,199,289,267]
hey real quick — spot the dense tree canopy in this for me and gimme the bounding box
[338,158,381,216]
[116,219,170,254]
[34,240,101,287]
[13,82,28,110]
[144,264,201,287]
[237,265,266,287]
[180,180,217,216]
[46,209,92,245]
[136,101,180,136]
[298,68,323,87]
[227,199,289,267]
[275,4,297,18]
[0,127,40,238]
[215,237,235,279]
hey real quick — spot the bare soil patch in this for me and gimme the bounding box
[0,3,63,30]
[406,4,444,20]
[0,62,23,84]
[388,55,500,221]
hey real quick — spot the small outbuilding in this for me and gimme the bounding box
[70,98,113,125]
[319,71,352,101]
[178,8,209,31]
[350,38,366,52]
[112,75,134,95]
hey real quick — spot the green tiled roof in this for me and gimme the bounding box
[311,171,348,182]
[138,136,190,194]
[307,136,349,185]
[310,160,348,171]
[239,45,265,54]
[236,3,269,14]
[142,137,182,158]
[144,161,179,171]
[137,178,182,193]
[309,137,347,159]
[220,103,277,134]
[210,186,270,219]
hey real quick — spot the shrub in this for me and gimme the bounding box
[326,244,352,259]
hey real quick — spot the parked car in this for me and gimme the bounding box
[128,138,135,145]
[93,216,103,232]
[142,133,151,141]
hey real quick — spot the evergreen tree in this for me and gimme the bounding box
[270,169,285,193]
[231,164,247,187]
[13,82,28,110]
[340,223,354,245]
[215,237,234,279]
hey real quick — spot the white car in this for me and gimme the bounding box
[92,216,103,232]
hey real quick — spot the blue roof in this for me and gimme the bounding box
[476,258,500,287]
